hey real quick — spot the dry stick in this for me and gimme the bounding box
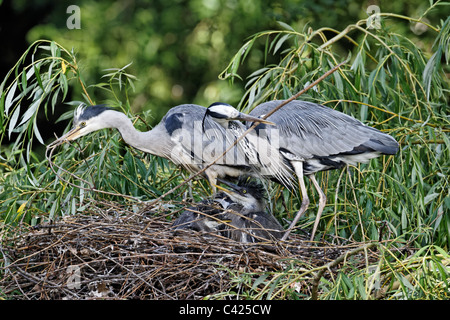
[259,61,347,121]
[140,61,347,217]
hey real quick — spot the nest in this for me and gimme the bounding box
[0,200,360,300]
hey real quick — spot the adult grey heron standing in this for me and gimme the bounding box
[47,103,274,193]
[204,100,399,241]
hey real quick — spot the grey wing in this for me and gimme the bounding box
[240,127,295,188]
[163,104,252,180]
[249,212,284,241]
[249,100,399,160]
[171,210,197,230]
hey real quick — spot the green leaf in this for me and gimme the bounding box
[18,100,39,127]
[422,48,441,101]
[277,21,295,32]
[251,274,268,291]
[424,192,439,205]
[34,63,44,90]
[8,105,21,138]
[5,81,17,114]
[59,73,69,100]
[33,117,44,144]
[273,34,291,54]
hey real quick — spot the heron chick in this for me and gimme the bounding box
[171,191,233,234]
[215,178,284,243]
[172,177,284,243]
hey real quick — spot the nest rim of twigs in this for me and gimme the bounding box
[0,199,380,300]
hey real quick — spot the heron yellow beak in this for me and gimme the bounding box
[235,113,276,126]
[47,126,83,148]
[214,184,231,194]
[60,126,83,141]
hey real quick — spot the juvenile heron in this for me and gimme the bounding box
[172,177,284,243]
[204,100,399,241]
[171,191,233,234]
[48,104,273,192]
[216,178,284,243]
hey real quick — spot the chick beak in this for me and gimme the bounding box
[215,178,247,195]
[214,184,235,197]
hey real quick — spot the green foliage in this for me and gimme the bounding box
[1,1,449,300]
[210,243,450,300]
[211,4,449,300]
[22,0,296,122]
[0,40,202,227]
[220,11,449,249]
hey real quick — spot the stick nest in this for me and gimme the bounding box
[0,200,357,300]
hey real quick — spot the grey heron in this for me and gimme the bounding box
[204,102,294,189]
[171,191,233,234]
[48,103,274,193]
[204,100,399,241]
[215,178,284,243]
[172,177,284,242]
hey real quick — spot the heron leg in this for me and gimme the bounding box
[309,174,327,241]
[205,169,217,195]
[281,161,309,241]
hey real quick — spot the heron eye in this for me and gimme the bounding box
[80,121,86,128]
[242,189,247,194]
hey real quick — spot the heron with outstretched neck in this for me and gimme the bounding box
[47,103,274,193]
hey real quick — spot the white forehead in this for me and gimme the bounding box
[208,103,240,118]
[74,104,86,123]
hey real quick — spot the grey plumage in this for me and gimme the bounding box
[216,178,284,243]
[248,100,399,240]
[204,99,399,241]
[224,210,284,243]
[171,192,232,234]
[249,100,398,173]
[52,103,267,192]
[172,177,284,243]
[203,103,294,189]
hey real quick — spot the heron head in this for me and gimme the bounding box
[204,102,275,129]
[55,104,112,143]
[215,178,267,211]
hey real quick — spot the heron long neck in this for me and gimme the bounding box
[107,111,169,157]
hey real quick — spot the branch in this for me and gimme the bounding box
[310,242,377,300]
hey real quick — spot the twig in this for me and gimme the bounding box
[45,141,142,202]
[310,241,377,300]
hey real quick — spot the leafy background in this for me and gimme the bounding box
[0,0,449,299]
